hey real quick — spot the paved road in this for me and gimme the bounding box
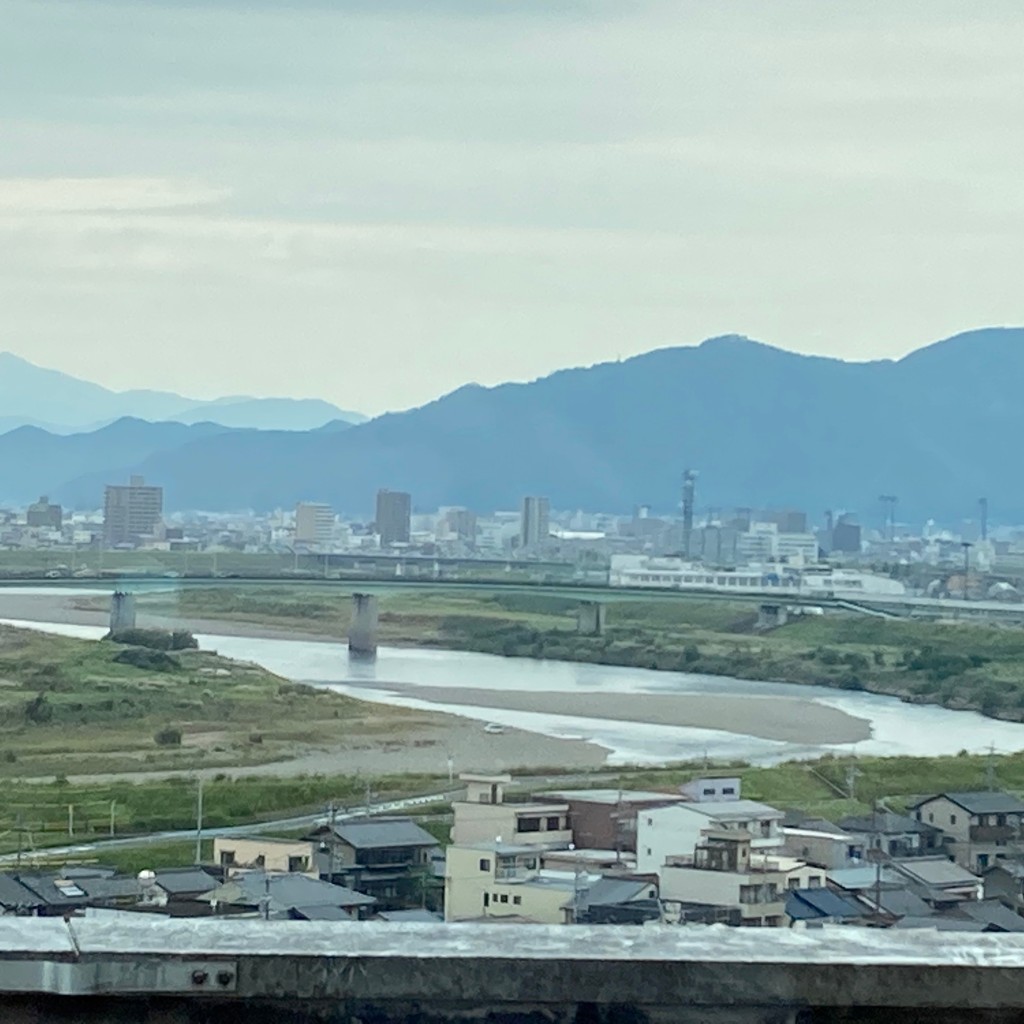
[0,790,458,865]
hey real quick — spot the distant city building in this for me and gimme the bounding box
[519,496,550,550]
[103,475,163,547]
[831,515,862,554]
[440,506,477,544]
[375,489,411,546]
[294,502,334,547]
[26,495,62,530]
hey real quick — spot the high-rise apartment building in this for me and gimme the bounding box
[519,496,550,550]
[375,489,411,546]
[294,502,334,547]
[103,476,163,547]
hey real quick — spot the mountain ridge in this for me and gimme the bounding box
[0,352,365,433]
[1,327,1020,521]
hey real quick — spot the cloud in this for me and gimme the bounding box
[0,177,229,214]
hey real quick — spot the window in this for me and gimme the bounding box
[220,850,235,867]
[703,788,715,796]
[950,814,957,825]
[517,817,541,833]
[288,855,308,872]
[929,813,934,823]
[483,893,489,907]
[479,858,491,872]
[499,894,509,904]
[808,876,822,888]
[646,848,652,857]
[788,877,800,890]
[723,787,736,795]
[760,820,773,837]
[254,854,265,867]
[513,896,522,905]
[546,816,561,830]
[646,817,653,826]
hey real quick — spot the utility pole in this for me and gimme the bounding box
[682,470,697,558]
[109,800,116,838]
[365,779,372,817]
[986,744,997,791]
[195,778,204,864]
[68,804,74,839]
[845,760,861,801]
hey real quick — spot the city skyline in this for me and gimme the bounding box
[4,1,1024,414]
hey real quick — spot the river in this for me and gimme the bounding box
[4,601,1024,766]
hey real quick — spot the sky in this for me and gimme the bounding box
[2,0,1023,415]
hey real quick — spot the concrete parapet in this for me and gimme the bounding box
[577,600,607,636]
[2,918,1024,1022]
[348,592,379,657]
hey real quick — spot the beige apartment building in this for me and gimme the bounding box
[659,830,821,928]
[452,774,572,847]
[910,791,1024,872]
[445,841,581,924]
[213,836,316,876]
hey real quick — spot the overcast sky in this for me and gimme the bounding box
[2,1,1022,415]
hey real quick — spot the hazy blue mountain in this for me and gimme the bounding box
[0,419,233,506]
[0,353,365,432]
[13,327,1024,522]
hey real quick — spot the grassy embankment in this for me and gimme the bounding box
[141,587,1024,721]
[0,623,431,779]
[31,749,1024,872]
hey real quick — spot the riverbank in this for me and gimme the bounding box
[117,585,1024,724]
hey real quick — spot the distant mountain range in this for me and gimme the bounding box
[2,328,1021,522]
[0,352,365,433]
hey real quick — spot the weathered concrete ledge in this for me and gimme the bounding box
[2,918,1024,1022]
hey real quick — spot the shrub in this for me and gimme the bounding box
[105,628,197,651]
[24,693,53,724]
[248,732,263,744]
[682,644,700,665]
[112,647,180,672]
[154,726,183,747]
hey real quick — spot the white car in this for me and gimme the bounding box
[483,722,505,734]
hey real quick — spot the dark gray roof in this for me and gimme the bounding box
[876,888,932,918]
[377,909,444,923]
[785,888,865,921]
[13,873,89,907]
[207,871,376,913]
[0,874,46,909]
[963,900,1024,932]
[288,905,358,921]
[893,916,986,932]
[79,877,143,901]
[912,792,1024,815]
[328,817,438,850]
[154,868,219,896]
[892,857,980,889]
[839,812,936,836]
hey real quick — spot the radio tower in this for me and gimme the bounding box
[682,469,697,557]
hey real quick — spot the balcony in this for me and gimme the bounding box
[970,825,1022,843]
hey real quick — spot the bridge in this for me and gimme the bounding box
[4,575,1024,656]
[0,916,1021,1022]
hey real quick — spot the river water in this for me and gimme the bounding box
[5,610,1024,767]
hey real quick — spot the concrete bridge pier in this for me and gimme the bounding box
[757,602,788,630]
[109,591,136,636]
[348,593,379,658]
[577,600,607,636]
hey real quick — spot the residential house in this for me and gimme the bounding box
[535,789,684,852]
[909,791,1024,872]
[452,775,572,848]
[445,841,580,924]
[838,812,941,859]
[203,871,376,920]
[636,800,785,875]
[306,816,439,908]
[982,859,1024,914]
[214,837,316,875]
[782,823,864,870]
[785,887,868,926]
[658,829,821,928]
[575,876,661,925]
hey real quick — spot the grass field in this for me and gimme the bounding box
[0,623,429,778]
[133,586,1024,721]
